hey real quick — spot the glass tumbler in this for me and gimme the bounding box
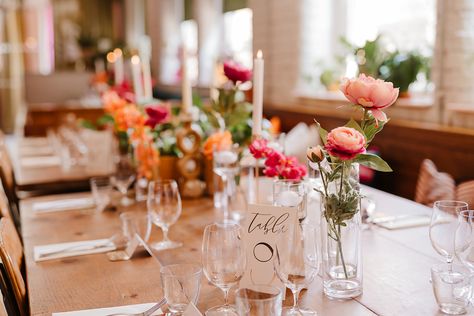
[235,285,282,316]
[160,263,203,315]
[120,212,151,243]
[90,176,112,212]
[431,263,473,315]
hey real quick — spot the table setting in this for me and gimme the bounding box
[15,53,474,316]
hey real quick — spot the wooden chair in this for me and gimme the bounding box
[0,217,26,316]
[415,159,456,207]
[456,180,474,209]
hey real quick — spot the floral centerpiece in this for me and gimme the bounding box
[307,74,398,299]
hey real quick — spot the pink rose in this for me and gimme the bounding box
[223,61,252,84]
[340,74,399,122]
[145,103,170,128]
[325,127,366,161]
[249,139,272,159]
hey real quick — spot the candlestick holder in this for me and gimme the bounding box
[176,111,205,198]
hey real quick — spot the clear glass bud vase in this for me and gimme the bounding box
[318,162,362,299]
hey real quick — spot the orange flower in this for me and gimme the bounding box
[269,116,281,135]
[203,131,233,160]
[134,137,160,180]
[114,105,146,132]
[102,91,126,114]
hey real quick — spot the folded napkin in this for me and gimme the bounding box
[374,214,431,230]
[20,137,50,147]
[33,197,95,214]
[19,146,54,157]
[34,238,116,262]
[20,156,61,168]
[52,303,163,315]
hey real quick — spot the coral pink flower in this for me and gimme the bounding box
[325,127,366,161]
[223,61,252,84]
[249,139,272,159]
[145,103,171,128]
[340,74,399,123]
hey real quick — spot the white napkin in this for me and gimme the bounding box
[34,238,116,262]
[284,123,320,163]
[19,146,54,157]
[52,303,162,315]
[374,214,431,230]
[33,197,95,214]
[20,156,61,168]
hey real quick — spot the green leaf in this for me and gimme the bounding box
[363,116,387,143]
[96,114,114,127]
[315,120,328,145]
[345,118,364,135]
[354,153,392,172]
[79,119,96,130]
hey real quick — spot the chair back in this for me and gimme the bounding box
[0,217,26,316]
[0,132,16,204]
[415,159,456,207]
[0,184,11,220]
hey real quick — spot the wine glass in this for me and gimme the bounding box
[273,180,307,222]
[202,222,246,315]
[455,210,474,271]
[430,200,468,264]
[111,153,136,206]
[213,145,239,222]
[274,223,319,316]
[147,180,183,250]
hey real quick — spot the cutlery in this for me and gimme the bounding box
[105,298,167,316]
[39,235,120,259]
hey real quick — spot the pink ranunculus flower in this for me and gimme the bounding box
[249,139,272,159]
[280,156,307,180]
[265,150,284,168]
[223,61,252,84]
[325,127,366,161]
[340,74,399,123]
[145,103,171,128]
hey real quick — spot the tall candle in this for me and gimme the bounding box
[139,36,153,101]
[181,48,192,114]
[131,55,143,102]
[252,50,264,136]
[113,48,124,85]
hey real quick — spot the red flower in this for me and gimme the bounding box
[223,61,252,84]
[112,80,135,103]
[145,103,171,128]
[265,150,284,168]
[249,139,272,159]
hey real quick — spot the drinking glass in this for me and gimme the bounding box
[431,263,473,315]
[111,153,136,206]
[430,201,468,264]
[454,210,474,271]
[120,212,151,244]
[273,180,307,222]
[147,180,183,250]
[160,263,203,315]
[202,222,246,315]
[274,223,319,316]
[213,146,239,222]
[90,176,112,212]
[235,285,282,316]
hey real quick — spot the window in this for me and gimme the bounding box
[180,19,198,84]
[222,8,253,68]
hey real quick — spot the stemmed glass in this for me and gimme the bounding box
[213,145,239,222]
[202,222,246,315]
[429,200,468,264]
[454,209,474,271]
[147,180,183,250]
[273,180,307,222]
[274,223,319,316]
[112,153,136,206]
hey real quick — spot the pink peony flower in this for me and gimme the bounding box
[280,156,307,180]
[325,127,366,161]
[265,150,284,168]
[263,166,278,178]
[249,139,272,159]
[145,103,171,128]
[223,61,252,84]
[340,74,399,123]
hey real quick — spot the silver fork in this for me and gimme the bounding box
[105,298,167,316]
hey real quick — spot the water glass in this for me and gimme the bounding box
[273,180,307,222]
[147,179,183,250]
[112,153,136,206]
[90,176,112,212]
[160,263,202,315]
[120,212,151,243]
[213,146,239,222]
[202,222,246,315]
[235,285,282,316]
[430,200,469,264]
[431,263,472,315]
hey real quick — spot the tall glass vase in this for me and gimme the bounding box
[319,162,362,299]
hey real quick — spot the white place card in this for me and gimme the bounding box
[183,302,202,316]
[240,203,297,289]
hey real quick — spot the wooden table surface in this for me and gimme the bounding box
[6,137,110,192]
[20,186,461,316]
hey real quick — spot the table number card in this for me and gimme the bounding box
[240,203,297,289]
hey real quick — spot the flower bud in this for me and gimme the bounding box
[307,145,324,163]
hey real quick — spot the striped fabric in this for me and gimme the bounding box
[456,180,474,209]
[415,159,456,207]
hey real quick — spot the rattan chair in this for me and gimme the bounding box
[0,217,26,316]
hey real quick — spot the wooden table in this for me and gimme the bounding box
[21,187,456,316]
[6,137,110,193]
